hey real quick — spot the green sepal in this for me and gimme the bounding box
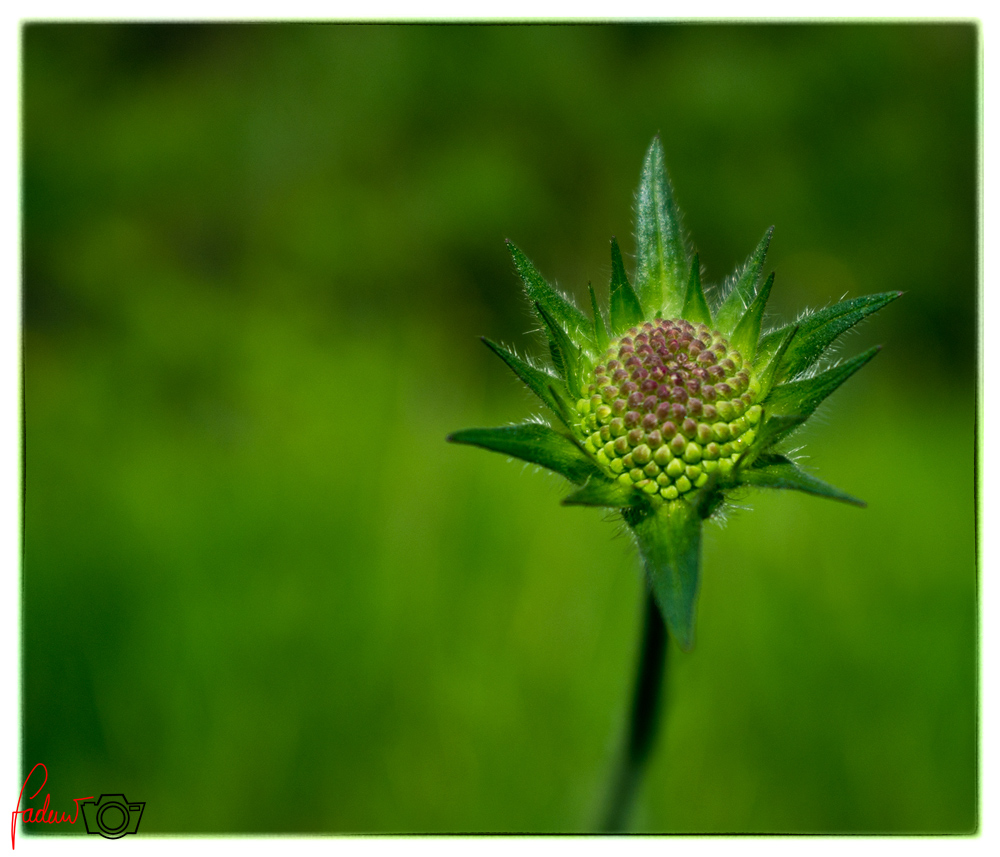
[755,325,798,401]
[738,414,807,467]
[634,136,688,317]
[562,476,645,509]
[756,291,901,383]
[546,383,576,428]
[714,226,774,335]
[681,254,712,327]
[535,302,582,398]
[610,237,645,334]
[737,453,865,507]
[729,271,774,364]
[447,423,603,485]
[589,283,611,352]
[481,338,572,429]
[766,346,880,420]
[507,241,593,345]
[629,499,703,651]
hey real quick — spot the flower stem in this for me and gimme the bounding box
[601,587,668,833]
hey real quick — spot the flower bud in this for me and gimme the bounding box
[575,318,761,500]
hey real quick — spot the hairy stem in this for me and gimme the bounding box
[601,587,668,833]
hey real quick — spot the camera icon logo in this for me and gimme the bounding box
[80,794,145,839]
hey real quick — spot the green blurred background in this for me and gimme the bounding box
[22,23,977,834]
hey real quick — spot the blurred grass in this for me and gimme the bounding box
[22,23,976,833]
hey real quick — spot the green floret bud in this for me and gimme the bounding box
[683,443,702,464]
[571,318,761,500]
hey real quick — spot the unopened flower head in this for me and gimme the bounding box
[578,320,760,500]
[449,137,897,649]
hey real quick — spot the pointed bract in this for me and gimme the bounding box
[589,283,611,351]
[767,346,880,420]
[681,254,712,326]
[481,338,572,428]
[714,227,774,335]
[738,453,865,507]
[507,241,593,345]
[756,325,798,401]
[610,238,645,334]
[632,501,702,650]
[535,302,583,397]
[729,271,774,363]
[448,423,603,485]
[756,292,901,383]
[634,137,688,317]
[546,383,576,428]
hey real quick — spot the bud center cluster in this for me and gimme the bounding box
[575,318,761,500]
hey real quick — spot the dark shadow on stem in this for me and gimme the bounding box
[600,587,668,833]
